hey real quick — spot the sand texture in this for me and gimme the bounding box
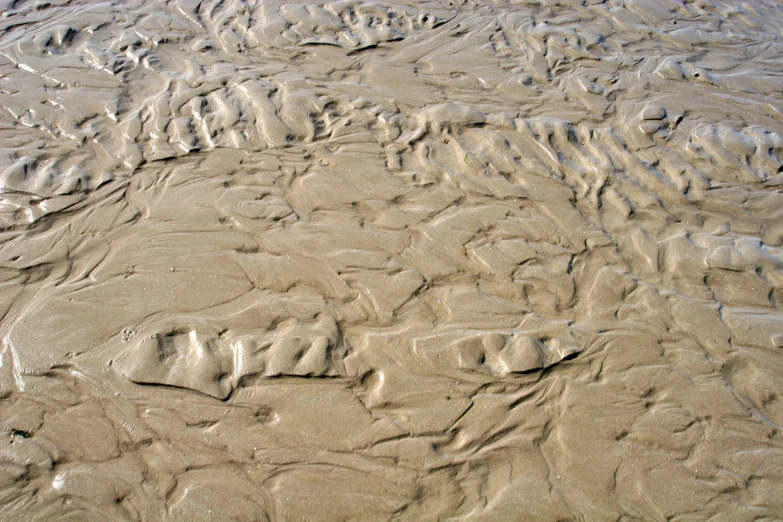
[1,0,783,519]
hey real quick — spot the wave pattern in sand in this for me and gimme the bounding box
[1,0,783,520]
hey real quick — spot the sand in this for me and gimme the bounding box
[1,0,782,519]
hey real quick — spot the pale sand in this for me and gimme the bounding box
[1,0,783,519]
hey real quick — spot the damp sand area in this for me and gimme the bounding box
[1,0,783,519]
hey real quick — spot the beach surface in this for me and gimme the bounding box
[1,0,783,519]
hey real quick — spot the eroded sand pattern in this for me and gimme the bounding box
[1,0,783,519]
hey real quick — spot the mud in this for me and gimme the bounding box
[1,0,783,520]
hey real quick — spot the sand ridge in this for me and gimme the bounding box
[1,0,783,519]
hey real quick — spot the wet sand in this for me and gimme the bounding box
[1,0,783,519]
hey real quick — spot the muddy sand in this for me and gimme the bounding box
[1,0,782,519]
